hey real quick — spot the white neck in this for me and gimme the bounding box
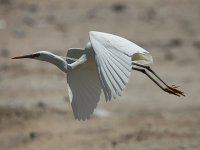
[38,52,69,73]
[50,55,68,73]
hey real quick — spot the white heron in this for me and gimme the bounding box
[12,31,185,120]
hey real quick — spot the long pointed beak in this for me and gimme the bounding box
[12,53,40,59]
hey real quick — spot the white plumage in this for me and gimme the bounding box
[66,31,152,120]
[66,48,102,120]
[12,31,184,121]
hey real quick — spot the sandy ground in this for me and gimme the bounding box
[0,0,200,149]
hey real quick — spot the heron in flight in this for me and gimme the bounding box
[12,31,185,120]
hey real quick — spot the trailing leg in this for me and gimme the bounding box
[132,67,185,97]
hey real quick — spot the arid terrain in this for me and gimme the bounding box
[0,0,200,149]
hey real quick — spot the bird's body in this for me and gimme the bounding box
[12,31,185,120]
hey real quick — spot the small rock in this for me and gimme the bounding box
[164,38,183,48]
[28,4,38,13]
[29,132,37,140]
[36,101,46,109]
[141,8,157,21]
[193,41,200,49]
[111,3,127,13]
[111,140,118,147]
[169,38,183,47]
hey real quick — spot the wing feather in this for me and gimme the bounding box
[97,53,118,98]
[95,58,112,100]
[101,62,118,98]
[104,53,126,90]
[110,50,132,72]
[90,31,132,101]
[103,52,125,94]
[106,50,131,82]
[66,49,102,120]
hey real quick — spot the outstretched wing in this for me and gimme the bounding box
[89,31,135,101]
[66,49,102,120]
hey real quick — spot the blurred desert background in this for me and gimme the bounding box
[0,0,200,149]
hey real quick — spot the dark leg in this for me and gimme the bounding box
[132,67,185,97]
[133,62,169,87]
[133,67,165,90]
[132,62,185,96]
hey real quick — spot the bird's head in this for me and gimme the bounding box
[12,51,69,72]
[12,51,56,61]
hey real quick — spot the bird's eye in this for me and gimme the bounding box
[34,53,40,57]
